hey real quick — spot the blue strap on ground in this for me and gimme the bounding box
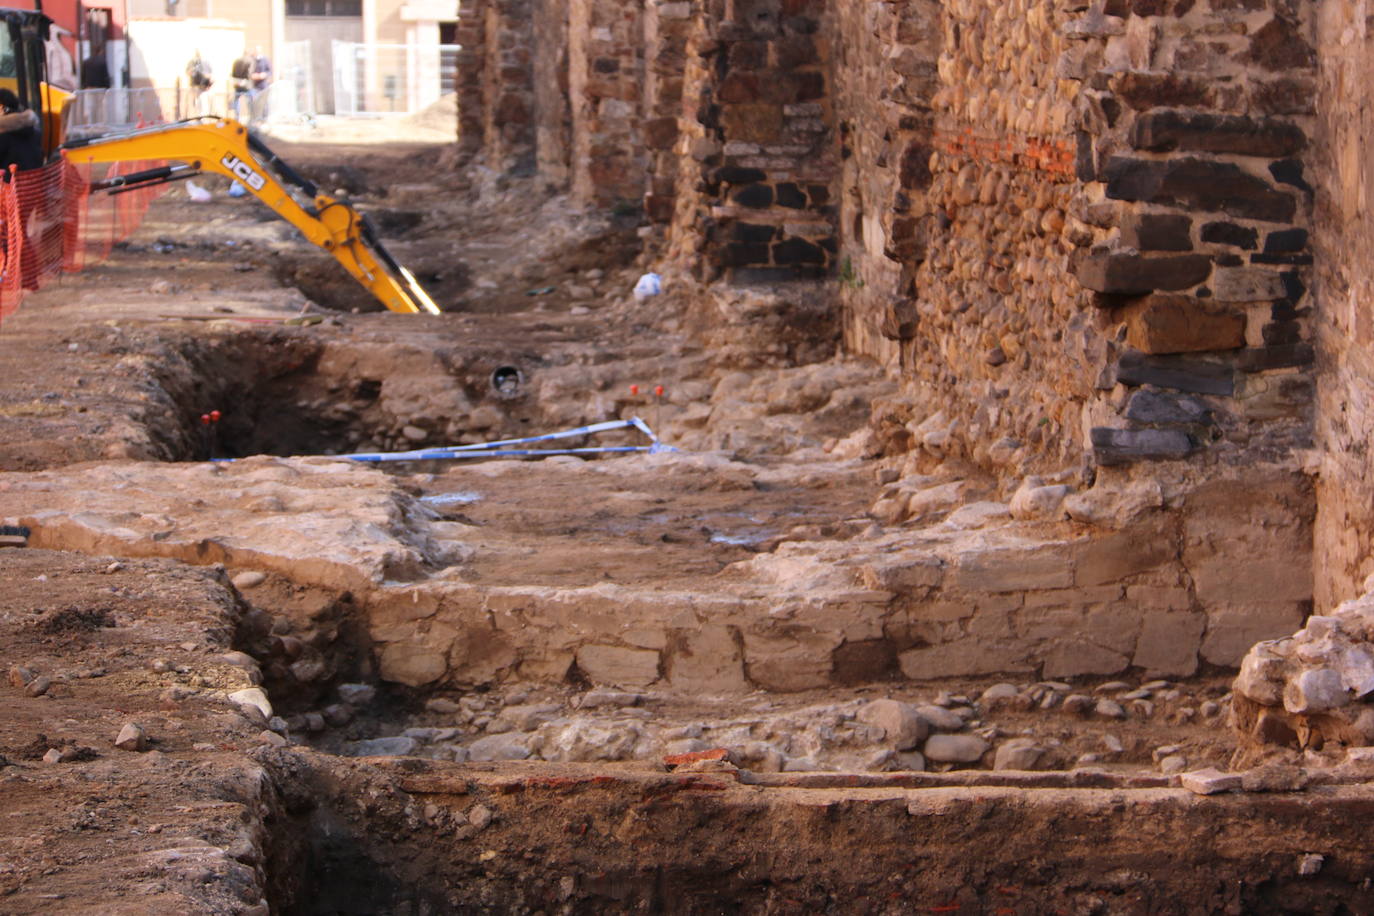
[327,417,676,464]
[211,418,676,464]
[423,418,656,454]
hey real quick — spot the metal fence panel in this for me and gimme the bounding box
[330,41,459,119]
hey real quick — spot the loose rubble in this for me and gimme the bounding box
[1233,589,1374,754]
[279,676,1237,776]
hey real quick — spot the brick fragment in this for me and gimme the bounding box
[1103,157,1296,223]
[1076,251,1211,295]
[664,747,732,768]
[1130,110,1306,157]
[1123,295,1245,354]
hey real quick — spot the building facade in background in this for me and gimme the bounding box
[15,0,459,119]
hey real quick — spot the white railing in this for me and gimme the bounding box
[63,88,172,140]
[331,40,459,120]
[266,40,315,124]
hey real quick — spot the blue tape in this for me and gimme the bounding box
[348,445,661,463]
[423,418,643,454]
[212,417,678,464]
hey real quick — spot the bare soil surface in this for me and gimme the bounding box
[0,138,1346,913]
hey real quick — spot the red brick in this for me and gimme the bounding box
[663,747,732,768]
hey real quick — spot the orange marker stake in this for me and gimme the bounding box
[201,410,222,460]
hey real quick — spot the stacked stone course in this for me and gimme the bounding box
[1067,0,1317,469]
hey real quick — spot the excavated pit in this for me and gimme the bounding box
[0,135,1351,913]
[3,314,1266,780]
[131,327,620,462]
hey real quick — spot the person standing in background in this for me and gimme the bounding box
[248,47,272,127]
[185,50,213,116]
[80,46,110,89]
[230,50,253,122]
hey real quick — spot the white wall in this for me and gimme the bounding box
[127,18,246,104]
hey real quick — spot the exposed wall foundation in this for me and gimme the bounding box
[449,0,1341,673]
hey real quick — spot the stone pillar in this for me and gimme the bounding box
[481,0,536,173]
[454,0,487,161]
[1313,0,1374,609]
[569,0,647,206]
[831,0,941,369]
[642,0,694,223]
[666,0,837,282]
[533,0,573,188]
[1060,0,1317,471]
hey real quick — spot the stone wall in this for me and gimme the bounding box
[448,0,1333,667]
[533,0,573,187]
[827,0,1319,482]
[663,0,839,282]
[568,0,647,205]
[1312,0,1374,611]
[1068,0,1318,472]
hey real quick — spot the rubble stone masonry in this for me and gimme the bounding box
[836,0,1317,480]
[1313,0,1374,609]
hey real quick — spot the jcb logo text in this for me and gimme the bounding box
[220,154,266,192]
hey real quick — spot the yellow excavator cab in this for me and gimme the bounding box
[0,10,67,157]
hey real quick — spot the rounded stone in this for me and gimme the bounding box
[1283,667,1350,714]
[924,734,990,763]
[993,738,1045,771]
[231,571,267,590]
[350,736,417,757]
[916,704,965,732]
[227,687,273,722]
[856,698,930,751]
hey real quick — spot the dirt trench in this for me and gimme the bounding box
[7,547,1374,916]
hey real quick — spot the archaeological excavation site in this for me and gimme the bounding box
[11,0,1374,911]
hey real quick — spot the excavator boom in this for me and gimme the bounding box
[62,119,441,315]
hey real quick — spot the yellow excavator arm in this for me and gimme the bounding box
[61,119,441,315]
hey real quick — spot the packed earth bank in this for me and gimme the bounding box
[0,142,1361,913]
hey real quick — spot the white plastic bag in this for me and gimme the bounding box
[186,180,211,202]
[633,272,662,302]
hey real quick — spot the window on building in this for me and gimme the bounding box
[285,0,362,15]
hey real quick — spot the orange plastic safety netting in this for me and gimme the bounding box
[0,156,167,323]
